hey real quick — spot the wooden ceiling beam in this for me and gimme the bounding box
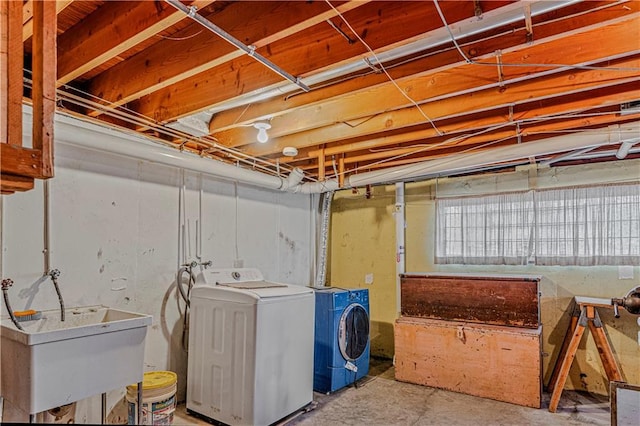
[131,1,491,123]
[22,0,72,42]
[339,112,640,166]
[209,1,638,133]
[281,85,638,166]
[300,81,640,160]
[56,0,217,85]
[218,15,640,149]
[243,54,640,157]
[86,1,366,114]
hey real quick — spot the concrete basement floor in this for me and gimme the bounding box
[174,358,611,426]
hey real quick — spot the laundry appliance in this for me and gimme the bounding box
[186,268,314,426]
[313,287,370,394]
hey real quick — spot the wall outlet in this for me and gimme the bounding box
[233,259,244,268]
[365,273,374,285]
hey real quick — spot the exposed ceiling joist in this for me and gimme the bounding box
[13,0,640,185]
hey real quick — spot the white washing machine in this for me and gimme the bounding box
[186,268,315,426]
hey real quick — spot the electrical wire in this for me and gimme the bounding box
[158,29,203,41]
[432,0,640,72]
[324,0,443,136]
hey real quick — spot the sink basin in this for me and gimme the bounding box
[1,305,152,415]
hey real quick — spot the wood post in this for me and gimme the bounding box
[317,147,325,181]
[1,0,23,147]
[31,0,57,178]
[1,0,56,194]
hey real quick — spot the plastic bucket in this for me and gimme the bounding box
[126,371,177,425]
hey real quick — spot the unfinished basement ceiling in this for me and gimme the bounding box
[22,0,640,185]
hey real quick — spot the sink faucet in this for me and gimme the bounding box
[1,278,23,331]
[48,269,65,322]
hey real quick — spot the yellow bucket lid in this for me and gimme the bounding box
[127,371,177,391]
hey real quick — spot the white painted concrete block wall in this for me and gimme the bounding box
[1,143,313,423]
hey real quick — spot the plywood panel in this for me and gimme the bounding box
[394,316,542,408]
[400,273,540,328]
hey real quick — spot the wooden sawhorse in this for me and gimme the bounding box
[547,297,623,413]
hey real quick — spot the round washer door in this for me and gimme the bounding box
[338,303,370,361]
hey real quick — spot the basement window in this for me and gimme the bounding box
[435,191,535,265]
[436,183,640,266]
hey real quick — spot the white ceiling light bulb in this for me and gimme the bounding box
[254,122,271,143]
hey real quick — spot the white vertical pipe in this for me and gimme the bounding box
[0,196,3,279]
[395,182,406,316]
[43,180,51,274]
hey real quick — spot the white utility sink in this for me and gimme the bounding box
[1,305,152,415]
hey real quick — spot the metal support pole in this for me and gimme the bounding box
[101,392,107,424]
[164,0,309,92]
[395,182,406,316]
[137,381,143,424]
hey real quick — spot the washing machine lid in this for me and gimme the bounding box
[192,268,312,303]
[192,282,313,303]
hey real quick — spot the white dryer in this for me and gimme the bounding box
[186,268,315,426]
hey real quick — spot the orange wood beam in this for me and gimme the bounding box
[86,1,365,114]
[0,143,44,177]
[339,112,640,167]
[56,0,217,85]
[272,81,640,166]
[209,1,638,133]
[225,16,640,150]
[0,173,35,193]
[131,1,491,123]
[306,81,640,159]
[31,0,57,178]
[1,0,22,146]
[244,54,640,157]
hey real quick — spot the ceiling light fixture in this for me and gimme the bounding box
[254,122,271,143]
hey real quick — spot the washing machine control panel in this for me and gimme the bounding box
[348,290,368,303]
[197,268,264,285]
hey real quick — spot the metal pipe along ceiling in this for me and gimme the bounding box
[164,0,310,92]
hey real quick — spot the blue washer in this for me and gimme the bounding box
[313,287,370,394]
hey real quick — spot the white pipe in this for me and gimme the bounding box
[346,122,640,187]
[394,182,405,316]
[279,167,305,191]
[539,146,595,167]
[204,0,581,116]
[616,140,638,159]
[21,105,334,193]
[43,179,51,275]
[289,179,340,194]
